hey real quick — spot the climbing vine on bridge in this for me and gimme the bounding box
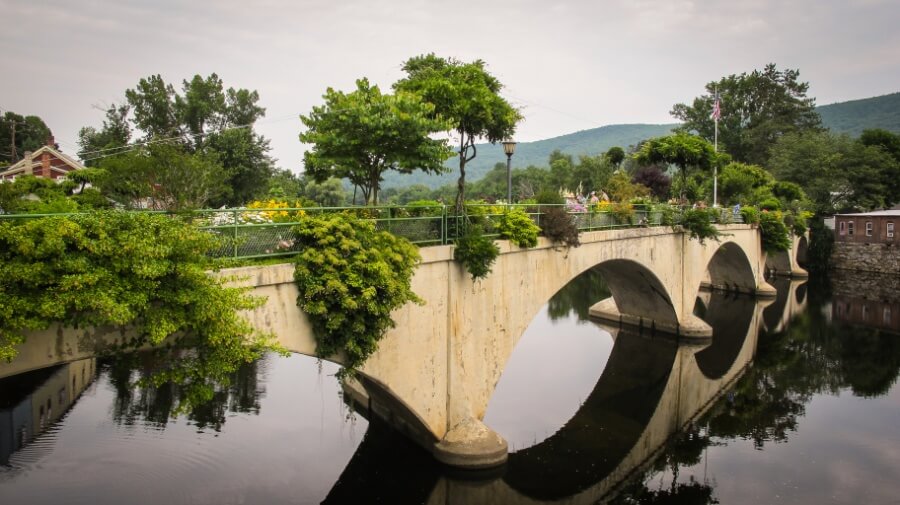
[291,213,422,377]
[0,212,276,368]
[676,208,722,244]
[759,211,792,253]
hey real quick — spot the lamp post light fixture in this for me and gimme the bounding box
[502,139,517,204]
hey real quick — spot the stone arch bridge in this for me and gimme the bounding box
[5,224,807,469]
[235,224,806,468]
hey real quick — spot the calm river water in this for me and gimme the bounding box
[1,268,899,504]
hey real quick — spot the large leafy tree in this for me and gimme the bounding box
[394,54,522,212]
[768,131,898,214]
[671,64,823,166]
[80,73,274,206]
[301,78,452,205]
[859,129,900,206]
[98,143,226,211]
[0,111,53,165]
[77,103,131,167]
[634,133,717,202]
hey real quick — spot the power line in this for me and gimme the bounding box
[502,91,606,130]
[77,112,300,163]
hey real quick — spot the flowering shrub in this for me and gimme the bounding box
[566,201,587,213]
[611,202,635,224]
[593,201,612,213]
[246,200,306,223]
[205,200,306,226]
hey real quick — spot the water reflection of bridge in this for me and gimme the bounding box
[325,280,809,504]
[0,279,811,503]
[0,358,95,466]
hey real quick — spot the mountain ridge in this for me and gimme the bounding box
[380,91,900,190]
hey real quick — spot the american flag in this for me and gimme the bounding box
[710,95,721,121]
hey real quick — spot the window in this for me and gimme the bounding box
[888,222,895,239]
[839,221,846,235]
[866,221,873,236]
[885,307,892,325]
[848,222,855,235]
[862,304,869,321]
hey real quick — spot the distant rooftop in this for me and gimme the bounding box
[835,209,900,217]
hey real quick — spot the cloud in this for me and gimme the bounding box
[1,0,898,171]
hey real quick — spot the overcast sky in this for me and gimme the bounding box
[2,0,898,171]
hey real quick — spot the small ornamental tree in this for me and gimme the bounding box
[394,54,522,213]
[301,78,453,205]
[292,213,422,376]
[635,133,717,203]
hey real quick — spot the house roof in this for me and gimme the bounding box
[835,210,900,217]
[0,145,85,178]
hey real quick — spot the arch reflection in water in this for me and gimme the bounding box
[0,359,96,466]
[326,272,776,504]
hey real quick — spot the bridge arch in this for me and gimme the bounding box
[593,259,678,330]
[705,241,758,294]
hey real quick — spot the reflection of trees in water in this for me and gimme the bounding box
[614,279,900,502]
[547,266,611,322]
[613,426,720,503]
[705,289,900,447]
[104,348,266,431]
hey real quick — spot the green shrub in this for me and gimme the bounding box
[292,213,422,377]
[406,200,444,217]
[454,225,500,280]
[72,187,114,210]
[611,202,635,224]
[0,212,271,364]
[758,197,781,211]
[536,190,564,205]
[678,208,721,244]
[759,211,791,253]
[739,205,761,225]
[790,210,813,236]
[497,208,540,248]
[657,204,678,226]
[540,207,581,248]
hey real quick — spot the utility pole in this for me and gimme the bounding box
[10,121,17,162]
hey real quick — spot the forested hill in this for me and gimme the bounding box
[817,92,900,136]
[380,123,676,190]
[378,92,900,190]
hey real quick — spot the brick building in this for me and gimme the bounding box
[0,137,85,181]
[832,209,900,274]
[834,210,898,244]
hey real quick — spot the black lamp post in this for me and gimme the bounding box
[502,139,517,203]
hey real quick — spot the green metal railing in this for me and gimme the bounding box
[0,204,744,260]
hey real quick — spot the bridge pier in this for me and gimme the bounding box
[588,297,713,337]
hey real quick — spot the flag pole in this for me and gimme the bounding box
[713,85,719,208]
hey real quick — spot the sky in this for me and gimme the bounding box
[2,0,899,172]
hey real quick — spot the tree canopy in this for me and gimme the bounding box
[0,111,53,166]
[671,64,822,166]
[768,130,899,214]
[97,144,225,211]
[301,78,452,205]
[79,73,274,207]
[394,54,521,211]
[634,133,717,201]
